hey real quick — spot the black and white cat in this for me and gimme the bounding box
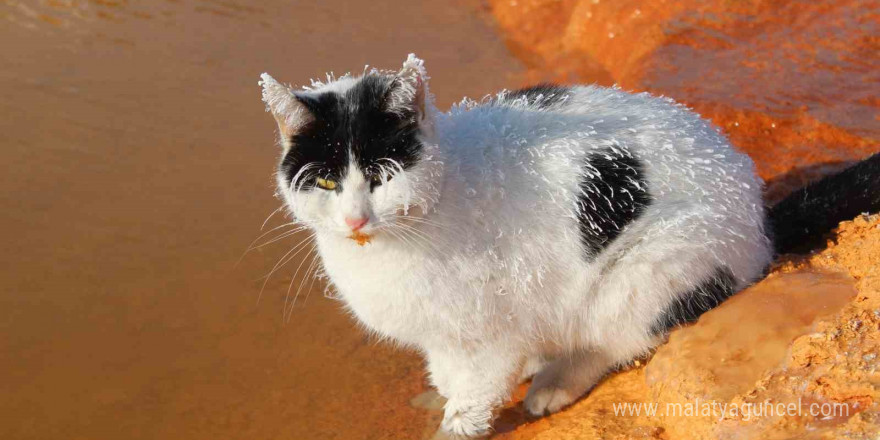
[258,54,880,438]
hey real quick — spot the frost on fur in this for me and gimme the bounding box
[258,73,311,146]
[387,53,431,120]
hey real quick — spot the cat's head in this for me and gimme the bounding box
[259,54,442,244]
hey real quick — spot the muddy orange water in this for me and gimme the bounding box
[0,1,522,439]
[2,1,879,440]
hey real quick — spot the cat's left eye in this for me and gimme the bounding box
[316,177,337,190]
[371,174,393,185]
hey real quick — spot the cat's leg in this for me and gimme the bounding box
[426,343,521,438]
[523,349,613,416]
[518,354,549,383]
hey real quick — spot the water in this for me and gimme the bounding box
[0,1,522,439]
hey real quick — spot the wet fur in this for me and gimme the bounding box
[259,55,780,437]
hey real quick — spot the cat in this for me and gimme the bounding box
[257,54,880,438]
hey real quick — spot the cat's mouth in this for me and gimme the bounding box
[347,230,372,246]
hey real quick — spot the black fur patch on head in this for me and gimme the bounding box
[576,147,651,258]
[651,267,737,335]
[279,74,423,190]
[499,84,571,109]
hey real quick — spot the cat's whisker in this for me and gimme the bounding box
[258,238,314,291]
[293,247,321,307]
[246,222,302,249]
[236,223,308,268]
[394,215,454,232]
[257,233,316,305]
[288,248,323,319]
[382,224,422,252]
[383,227,428,257]
[247,225,309,252]
[396,208,467,224]
[388,217,451,244]
[386,223,452,276]
[282,248,311,320]
[394,234,453,272]
[260,205,287,231]
[246,230,309,271]
[272,242,316,305]
[393,220,456,252]
[378,212,449,233]
[247,224,306,249]
[283,246,319,322]
[302,256,326,306]
[400,228,458,275]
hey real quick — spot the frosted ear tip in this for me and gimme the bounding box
[403,53,424,68]
[259,72,277,86]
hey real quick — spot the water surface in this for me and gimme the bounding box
[0,1,522,438]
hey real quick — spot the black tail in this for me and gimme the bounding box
[769,152,880,254]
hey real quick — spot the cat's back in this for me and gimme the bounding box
[437,83,760,200]
[433,84,765,255]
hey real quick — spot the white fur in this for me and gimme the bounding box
[261,55,771,437]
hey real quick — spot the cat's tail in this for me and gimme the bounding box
[768,152,880,254]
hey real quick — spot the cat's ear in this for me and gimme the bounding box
[259,73,313,149]
[387,54,431,122]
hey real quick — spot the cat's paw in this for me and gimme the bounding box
[523,383,578,416]
[523,353,608,416]
[517,355,547,384]
[440,399,493,438]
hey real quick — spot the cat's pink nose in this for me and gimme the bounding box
[345,217,369,231]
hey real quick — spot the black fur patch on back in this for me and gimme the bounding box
[576,147,651,258]
[651,267,737,334]
[500,84,571,109]
[279,75,423,190]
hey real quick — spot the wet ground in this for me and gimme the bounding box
[1,1,521,439]
[3,0,879,439]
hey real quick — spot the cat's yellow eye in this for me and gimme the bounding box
[316,177,337,190]
[371,173,393,185]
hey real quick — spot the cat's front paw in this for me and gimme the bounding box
[517,355,547,384]
[524,383,578,416]
[440,399,493,438]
